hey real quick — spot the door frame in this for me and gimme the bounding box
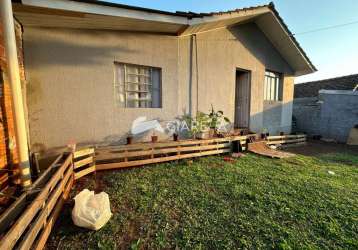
[234,67,251,129]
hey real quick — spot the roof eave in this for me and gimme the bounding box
[16,0,316,75]
[267,3,317,74]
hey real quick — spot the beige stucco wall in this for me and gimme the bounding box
[23,23,295,150]
[178,23,294,133]
[24,27,179,150]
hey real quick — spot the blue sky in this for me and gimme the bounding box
[108,0,358,83]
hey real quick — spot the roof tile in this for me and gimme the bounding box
[294,74,358,98]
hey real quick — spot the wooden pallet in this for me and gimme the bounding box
[0,153,73,250]
[266,134,307,146]
[248,141,295,159]
[96,136,247,171]
[73,148,95,180]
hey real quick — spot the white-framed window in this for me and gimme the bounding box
[264,70,282,101]
[114,63,162,108]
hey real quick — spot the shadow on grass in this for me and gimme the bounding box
[316,153,358,166]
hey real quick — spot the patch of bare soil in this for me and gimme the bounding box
[283,140,358,157]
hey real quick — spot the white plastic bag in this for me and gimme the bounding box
[72,189,112,230]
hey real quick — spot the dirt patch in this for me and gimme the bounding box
[283,140,358,157]
[71,171,108,193]
[248,141,295,158]
[93,172,108,193]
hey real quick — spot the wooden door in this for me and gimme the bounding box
[235,70,250,128]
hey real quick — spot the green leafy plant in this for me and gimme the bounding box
[208,104,230,133]
[181,107,230,138]
[181,112,210,138]
[130,238,141,250]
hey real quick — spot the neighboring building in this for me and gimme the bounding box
[293,74,358,143]
[9,0,316,151]
[294,74,358,98]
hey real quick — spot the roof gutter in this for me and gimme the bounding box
[20,0,190,24]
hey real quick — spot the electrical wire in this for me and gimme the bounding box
[291,20,358,36]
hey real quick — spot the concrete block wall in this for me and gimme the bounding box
[319,90,358,142]
[293,90,358,143]
[292,97,321,135]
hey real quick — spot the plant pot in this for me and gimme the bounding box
[126,136,133,145]
[261,133,266,139]
[209,128,216,138]
[151,135,158,143]
[197,131,209,139]
[173,133,179,141]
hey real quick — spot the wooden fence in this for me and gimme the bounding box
[0,133,309,249]
[2,134,309,249]
[0,153,73,250]
[95,136,247,171]
[266,134,307,146]
[73,148,95,180]
[0,136,245,249]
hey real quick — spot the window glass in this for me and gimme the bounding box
[264,71,282,101]
[115,63,162,108]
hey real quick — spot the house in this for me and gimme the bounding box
[294,74,358,98]
[293,74,358,142]
[4,0,315,153]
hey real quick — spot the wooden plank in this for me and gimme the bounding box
[74,156,93,169]
[31,154,63,188]
[248,142,296,159]
[266,138,306,145]
[278,142,307,148]
[96,148,231,171]
[34,175,73,250]
[96,142,231,161]
[73,148,94,159]
[267,134,306,140]
[0,154,65,235]
[0,154,72,250]
[74,165,96,180]
[46,167,72,217]
[17,166,73,250]
[62,153,74,169]
[0,192,27,235]
[97,136,247,152]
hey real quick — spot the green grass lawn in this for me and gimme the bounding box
[48,152,358,249]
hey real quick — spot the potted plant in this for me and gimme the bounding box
[195,111,210,139]
[151,130,158,143]
[208,105,230,137]
[173,133,179,141]
[126,133,133,145]
[261,128,268,139]
[181,112,209,139]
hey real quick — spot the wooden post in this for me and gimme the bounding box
[0,0,32,189]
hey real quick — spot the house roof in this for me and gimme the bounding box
[294,74,358,98]
[13,0,316,76]
[42,0,270,18]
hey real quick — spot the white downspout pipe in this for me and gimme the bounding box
[0,0,32,188]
